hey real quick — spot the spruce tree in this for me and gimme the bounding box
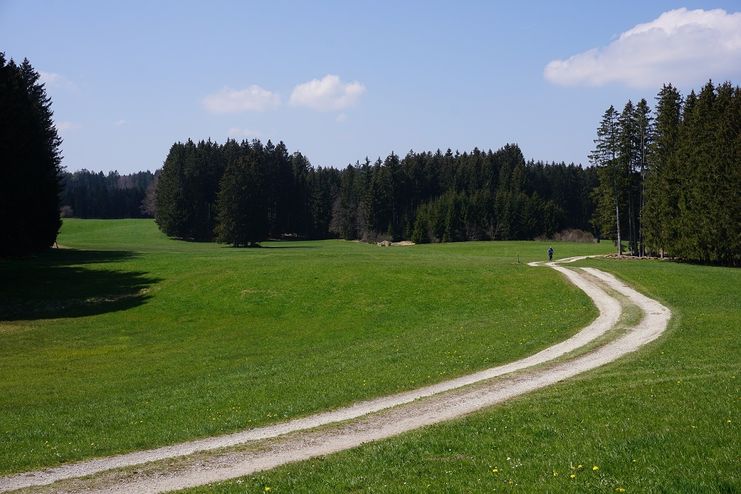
[590,106,623,254]
[155,142,189,238]
[633,99,652,256]
[710,83,741,264]
[215,151,268,247]
[0,54,63,256]
[644,84,682,256]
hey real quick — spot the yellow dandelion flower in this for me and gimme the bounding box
[615,488,626,493]
[592,465,599,471]
[570,473,576,479]
[553,470,559,477]
[264,487,271,492]
[492,468,499,474]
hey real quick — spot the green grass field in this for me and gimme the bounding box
[0,219,613,475]
[185,257,741,493]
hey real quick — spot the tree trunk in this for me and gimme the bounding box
[638,176,646,257]
[628,192,635,255]
[615,199,622,256]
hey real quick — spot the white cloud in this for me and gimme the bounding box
[336,113,348,123]
[56,121,80,132]
[290,74,366,111]
[39,71,76,90]
[114,119,127,126]
[544,8,741,88]
[227,127,261,138]
[203,85,281,113]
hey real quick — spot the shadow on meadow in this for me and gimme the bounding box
[0,249,160,320]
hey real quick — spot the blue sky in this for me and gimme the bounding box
[2,1,739,173]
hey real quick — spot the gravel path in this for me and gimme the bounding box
[0,257,671,493]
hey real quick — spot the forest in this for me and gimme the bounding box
[153,139,597,246]
[60,170,156,218]
[10,55,733,265]
[592,81,739,264]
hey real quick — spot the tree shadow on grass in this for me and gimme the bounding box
[0,249,160,321]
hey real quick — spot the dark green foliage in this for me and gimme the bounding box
[215,148,268,247]
[154,139,597,245]
[601,80,740,264]
[0,54,63,256]
[336,144,593,243]
[60,170,155,218]
[154,139,224,241]
[590,105,624,254]
[643,84,681,255]
[410,207,430,244]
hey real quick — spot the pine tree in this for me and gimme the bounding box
[618,101,640,255]
[0,54,63,256]
[411,207,431,244]
[155,142,189,238]
[590,106,624,255]
[644,84,682,256]
[633,99,652,256]
[215,151,268,247]
[710,83,741,264]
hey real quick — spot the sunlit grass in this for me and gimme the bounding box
[186,257,740,493]
[0,219,612,474]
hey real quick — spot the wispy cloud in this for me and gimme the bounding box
[114,119,127,126]
[227,127,261,139]
[290,75,366,111]
[39,71,76,90]
[202,85,281,113]
[544,8,741,88]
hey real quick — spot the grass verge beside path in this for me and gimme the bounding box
[185,258,740,493]
[0,219,610,475]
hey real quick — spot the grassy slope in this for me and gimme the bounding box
[0,219,611,474]
[187,259,740,494]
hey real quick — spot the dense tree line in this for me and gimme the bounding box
[154,139,597,246]
[330,146,596,243]
[591,80,740,264]
[60,170,156,218]
[0,54,63,256]
[155,139,339,244]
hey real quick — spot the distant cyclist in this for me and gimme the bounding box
[547,246,554,262]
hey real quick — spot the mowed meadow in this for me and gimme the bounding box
[187,254,741,493]
[0,219,613,474]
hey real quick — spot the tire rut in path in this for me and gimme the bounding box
[0,257,671,493]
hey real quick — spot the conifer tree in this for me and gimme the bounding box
[0,54,63,256]
[155,142,189,238]
[633,99,652,256]
[644,84,682,256]
[590,106,623,254]
[215,151,268,247]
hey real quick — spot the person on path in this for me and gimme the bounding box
[547,246,554,262]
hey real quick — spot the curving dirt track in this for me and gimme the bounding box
[0,256,671,493]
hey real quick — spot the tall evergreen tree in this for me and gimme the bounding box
[590,105,623,254]
[0,54,63,256]
[709,82,741,264]
[155,142,190,238]
[633,98,652,256]
[644,84,682,256]
[215,149,268,247]
[618,101,638,255]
